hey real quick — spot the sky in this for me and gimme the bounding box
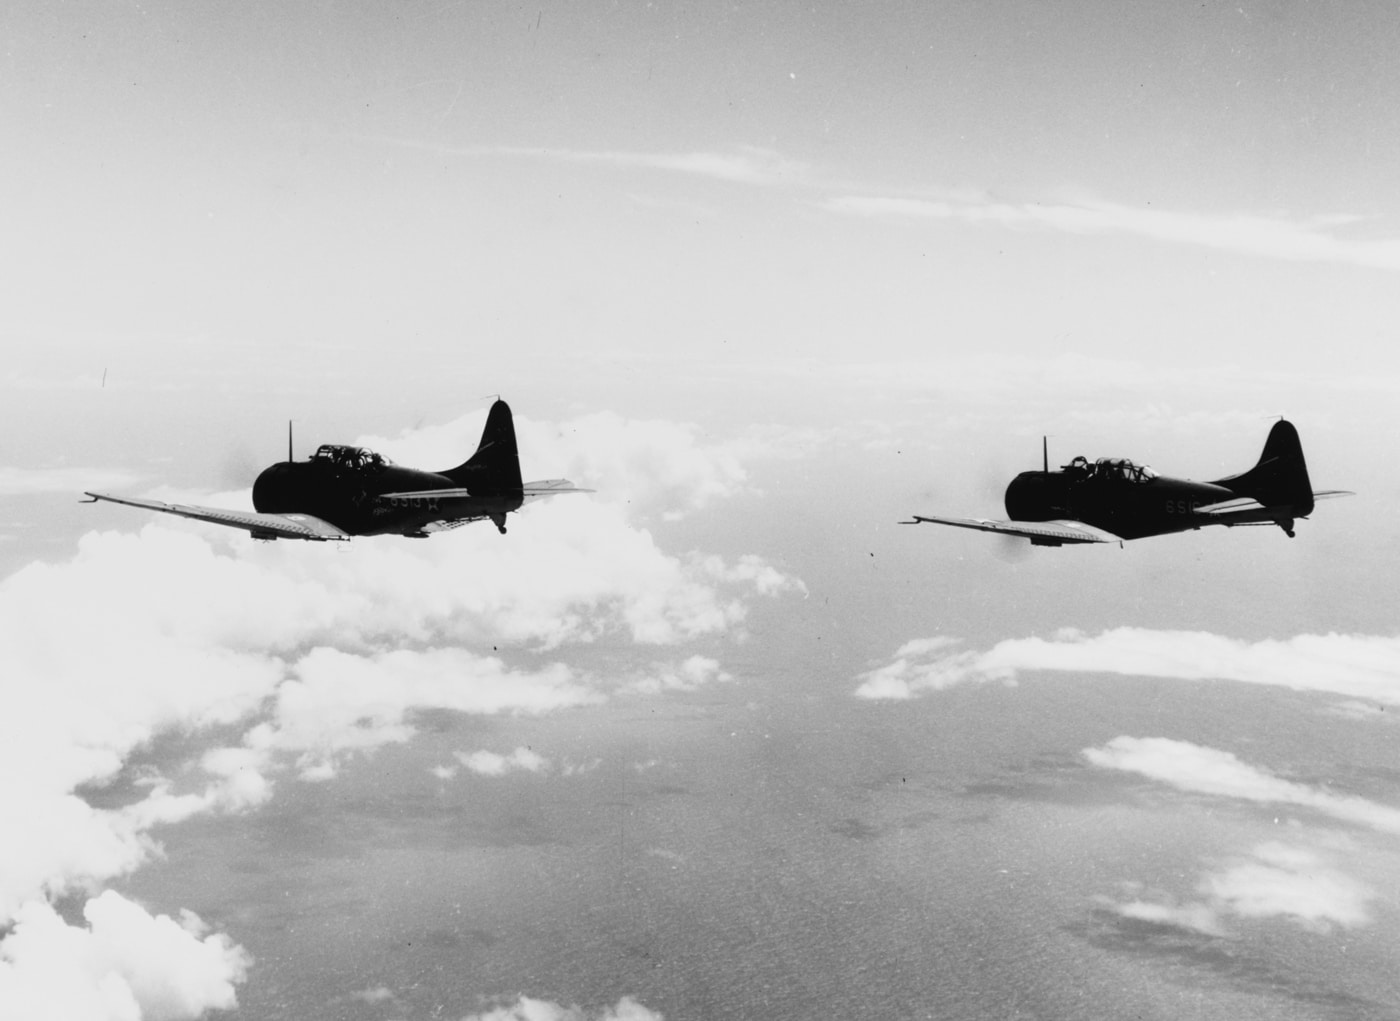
[3,2,1400,1019]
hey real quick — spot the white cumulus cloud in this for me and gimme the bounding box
[459,995,664,1021]
[0,891,249,1021]
[621,655,732,695]
[1084,736,1400,835]
[456,746,550,777]
[1102,842,1376,936]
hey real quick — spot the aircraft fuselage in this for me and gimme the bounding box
[252,460,520,537]
[1003,471,1237,541]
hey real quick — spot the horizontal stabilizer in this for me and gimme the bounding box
[1194,489,1353,522]
[522,479,593,503]
[381,480,592,504]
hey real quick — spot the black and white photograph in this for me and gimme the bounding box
[2,3,1397,1019]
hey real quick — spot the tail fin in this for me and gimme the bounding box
[1213,419,1314,516]
[445,400,523,494]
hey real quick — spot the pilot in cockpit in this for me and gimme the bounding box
[313,446,387,473]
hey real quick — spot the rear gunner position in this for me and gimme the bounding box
[85,400,589,541]
[904,420,1350,547]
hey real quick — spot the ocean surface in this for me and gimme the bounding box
[119,659,1400,1021]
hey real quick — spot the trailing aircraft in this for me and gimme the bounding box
[83,399,589,541]
[902,419,1350,546]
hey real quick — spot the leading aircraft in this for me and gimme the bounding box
[902,419,1350,546]
[83,399,589,541]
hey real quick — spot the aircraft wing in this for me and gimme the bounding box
[901,514,1122,546]
[82,492,349,541]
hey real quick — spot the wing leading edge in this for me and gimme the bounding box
[901,514,1122,546]
[82,492,348,541]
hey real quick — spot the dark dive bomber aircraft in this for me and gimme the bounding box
[903,419,1350,546]
[84,399,589,541]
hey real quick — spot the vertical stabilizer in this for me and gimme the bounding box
[1213,419,1314,517]
[445,400,523,494]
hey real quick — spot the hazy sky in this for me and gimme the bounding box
[3,3,1399,1020]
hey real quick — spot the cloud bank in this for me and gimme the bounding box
[856,627,1400,705]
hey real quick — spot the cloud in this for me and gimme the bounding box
[2,406,798,1017]
[1102,842,1375,936]
[826,193,1400,272]
[621,655,732,696]
[360,408,754,522]
[455,746,550,777]
[1108,896,1227,937]
[362,136,808,187]
[856,628,1400,705]
[246,647,595,781]
[1086,737,1396,936]
[1083,736,1400,835]
[0,466,139,495]
[1205,843,1374,929]
[365,134,1400,277]
[854,637,987,700]
[0,891,250,1021]
[365,133,1400,273]
[459,995,664,1021]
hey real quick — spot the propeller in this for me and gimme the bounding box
[994,532,1032,563]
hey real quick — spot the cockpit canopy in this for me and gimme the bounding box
[310,444,391,472]
[1097,458,1157,482]
[1063,456,1157,483]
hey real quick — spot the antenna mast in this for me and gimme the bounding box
[1043,436,1048,473]
[288,420,294,462]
